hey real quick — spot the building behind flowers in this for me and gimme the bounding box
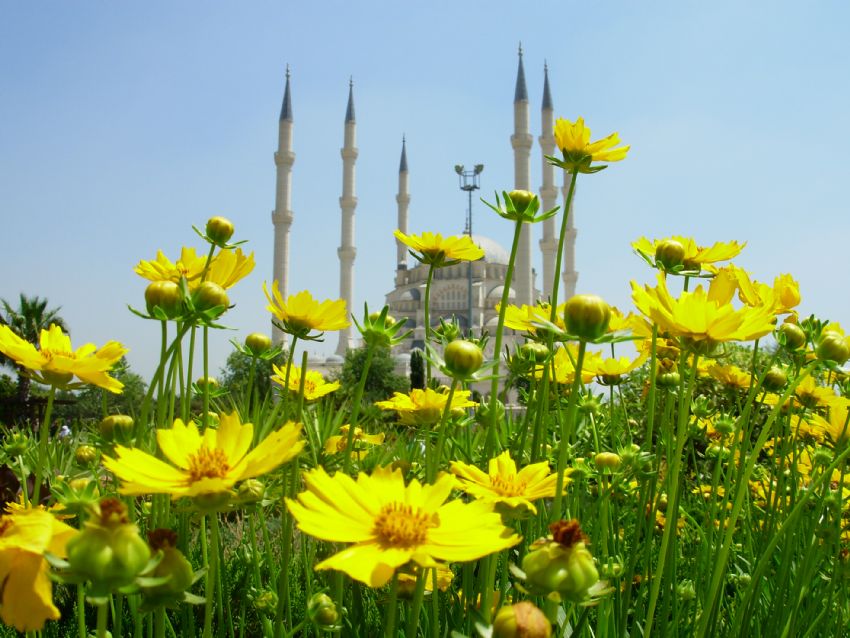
[271,48,579,373]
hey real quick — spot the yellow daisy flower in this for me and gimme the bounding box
[134,247,209,285]
[286,466,520,587]
[103,411,304,499]
[535,345,599,385]
[397,563,454,595]
[271,364,340,401]
[552,117,629,172]
[590,353,648,385]
[500,302,566,334]
[632,236,745,272]
[324,425,386,456]
[204,248,255,290]
[631,273,775,348]
[450,451,571,515]
[0,324,127,393]
[375,388,477,426]
[263,284,350,339]
[714,265,801,316]
[0,506,77,632]
[705,363,753,391]
[394,230,485,267]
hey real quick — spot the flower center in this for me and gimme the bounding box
[373,502,437,547]
[187,446,230,482]
[489,474,527,497]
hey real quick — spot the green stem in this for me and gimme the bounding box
[549,169,579,314]
[246,354,257,413]
[431,378,459,481]
[33,384,56,502]
[17,455,29,506]
[280,337,298,421]
[486,219,525,456]
[342,342,377,474]
[423,265,436,383]
[551,340,587,521]
[77,585,87,638]
[405,571,427,638]
[385,574,400,638]
[203,514,219,638]
[96,603,109,638]
[202,326,210,429]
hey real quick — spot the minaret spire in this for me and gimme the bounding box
[272,65,295,344]
[511,43,535,305]
[539,62,558,300]
[337,79,358,355]
[395,136,410,269]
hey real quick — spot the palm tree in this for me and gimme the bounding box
[0,294,68,405]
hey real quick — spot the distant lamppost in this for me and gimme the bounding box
[454,163,483,334]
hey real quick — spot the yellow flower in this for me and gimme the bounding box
[324,425,386,456]
[590,353,648,384]
[535,345,600,385]
[103,411,304,499]
[271,364,340,401]
[632,236,745,272]
[714,265,801,316]
[500,302,565,334]
[286,466,520,587]
[397,563,454,594]
[263,284,350,338]
[450,451,571,515]
[375,388,477,426]
[134,247,209,285]
[0,506,77,632]
[394,230,485,267]
[552,117,629,172]
[631,273,776,348]
[0,324,127,393]
[204,248,255,290]
[705,363,753,391]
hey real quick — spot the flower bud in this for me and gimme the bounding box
[196,376,219,391]
[677,580,696,601]
[816,332,850,365]
[475,400,504,428]
[654,239,685,271]
[67,498,151,593]
[520,341,550,363]
[206,216,235,246]
[521,520,599,602]
[75,445,98,465]
[563,295,611,341]
[493,601,551,638]
[762,367,788,392]
[594,452,622,471]
[713,415,736,436]
[145,281,183,318]
[245,332,272,356]
[252,589,278,615]
[307,592,340,628]
[777,322,806,351]
[237,479,265,504]
[99,414,135,441]
[656,371,680,387]
[145,529,194,596]
[507,189,537,216]
[444,340,484,378]
[2,431,30,458]
[193,282,229,313]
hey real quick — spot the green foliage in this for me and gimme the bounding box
[409,348,425,390]
[336,345,408,407]
[52,357,147,424]
[219,349,286,403]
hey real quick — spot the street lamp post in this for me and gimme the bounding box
[454,163,483,336]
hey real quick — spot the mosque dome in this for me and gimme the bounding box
[470,234,510,265]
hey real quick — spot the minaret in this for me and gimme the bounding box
[561,162,578,299]
[511,44,534,306]
[395,136,410,268]
[538,63,558,301]
[336,79,358,355]
[271,66,295,344]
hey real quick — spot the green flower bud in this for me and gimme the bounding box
[677,580,696,601]
[145,529,194,595]
[762,367,788,392]
[521,520,599,602]
[520,342,550,363]
[654,239,686,271]
[493,601,551,638]
[245,332,272,356]
[237,479,265,504]
[563,295,611,341]
[656,371,680,387]
[2,431,30,458]
[206,216,235,246]
[444,339,484,378]
[193,282,229,313]
[75,445,98,465]
[252,589,278,615]
[713,415,736,436]
[777,322,806,351]
[307,592,340,628]
[99,414,135,442]
[145,281,183,318]
[507,189,537,216]
[817,332,850,365]
[475,400,504,428]
[195,376,219,390]
[594,452,622,471]
[67,498,151,593]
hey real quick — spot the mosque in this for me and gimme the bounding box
[270,49,578,370]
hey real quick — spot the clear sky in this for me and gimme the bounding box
[2,1,849,380]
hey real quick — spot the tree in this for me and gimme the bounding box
[219,349,286,404]
[336,346,409,408]
[0,294,68,405]
[51,357,147,425]
[409,349,425,390]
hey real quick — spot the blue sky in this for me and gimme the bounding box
[2,2,849,379]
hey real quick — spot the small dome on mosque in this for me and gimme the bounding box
[470,234,510,265]
[486,284,516,300]
[399,288,421,301]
